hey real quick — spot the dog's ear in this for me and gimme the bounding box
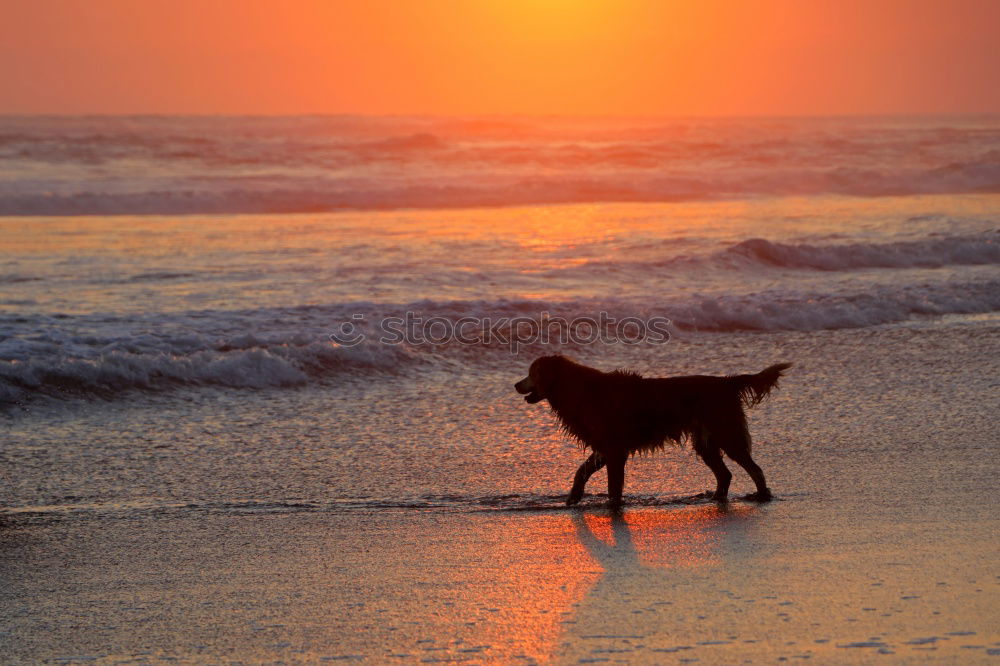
[531,354,559,375]
[531,354,556,372]
[531,355,568,388]
[542,354,572,373]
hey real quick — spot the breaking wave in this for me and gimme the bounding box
[724,234,1000,270]
[3,276,998,405]
[570,233,1000,275]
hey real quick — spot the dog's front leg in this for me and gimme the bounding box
[606,454,627,510]
[566,451,605,506]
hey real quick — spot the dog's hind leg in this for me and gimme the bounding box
[725,447,772,501]
[718,420,772,501]
[699,447,733,501]
[694,425,732,500]
[567,451,605,506]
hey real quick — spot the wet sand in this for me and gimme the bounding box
[1,499,996,663]
[2,320,998,663]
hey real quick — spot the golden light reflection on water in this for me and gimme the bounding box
[577,504,753,570]
[478,505,756,662]
[6,195,991,313]
[552,505,757,662]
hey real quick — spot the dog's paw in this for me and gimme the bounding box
[744,489,773,502]
[566,492,582,506]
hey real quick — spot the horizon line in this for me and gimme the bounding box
[2,110,1000,121]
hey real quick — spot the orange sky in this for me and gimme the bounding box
[2,0,999,116]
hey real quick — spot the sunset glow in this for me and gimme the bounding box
[2,0,999,116]
[3,0,999,662]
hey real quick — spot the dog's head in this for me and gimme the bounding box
[514,355,567,404]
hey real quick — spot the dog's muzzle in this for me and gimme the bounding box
[514,376,542,404]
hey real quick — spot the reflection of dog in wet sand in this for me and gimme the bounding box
[515,356,791,508]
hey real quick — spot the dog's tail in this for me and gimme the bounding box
[729,362,792,409]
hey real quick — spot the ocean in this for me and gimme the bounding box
[1,115,998,663]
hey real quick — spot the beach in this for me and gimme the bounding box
[1,115,999,663]
[2,316,998,663]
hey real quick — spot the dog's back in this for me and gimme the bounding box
[568,368,786,454]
